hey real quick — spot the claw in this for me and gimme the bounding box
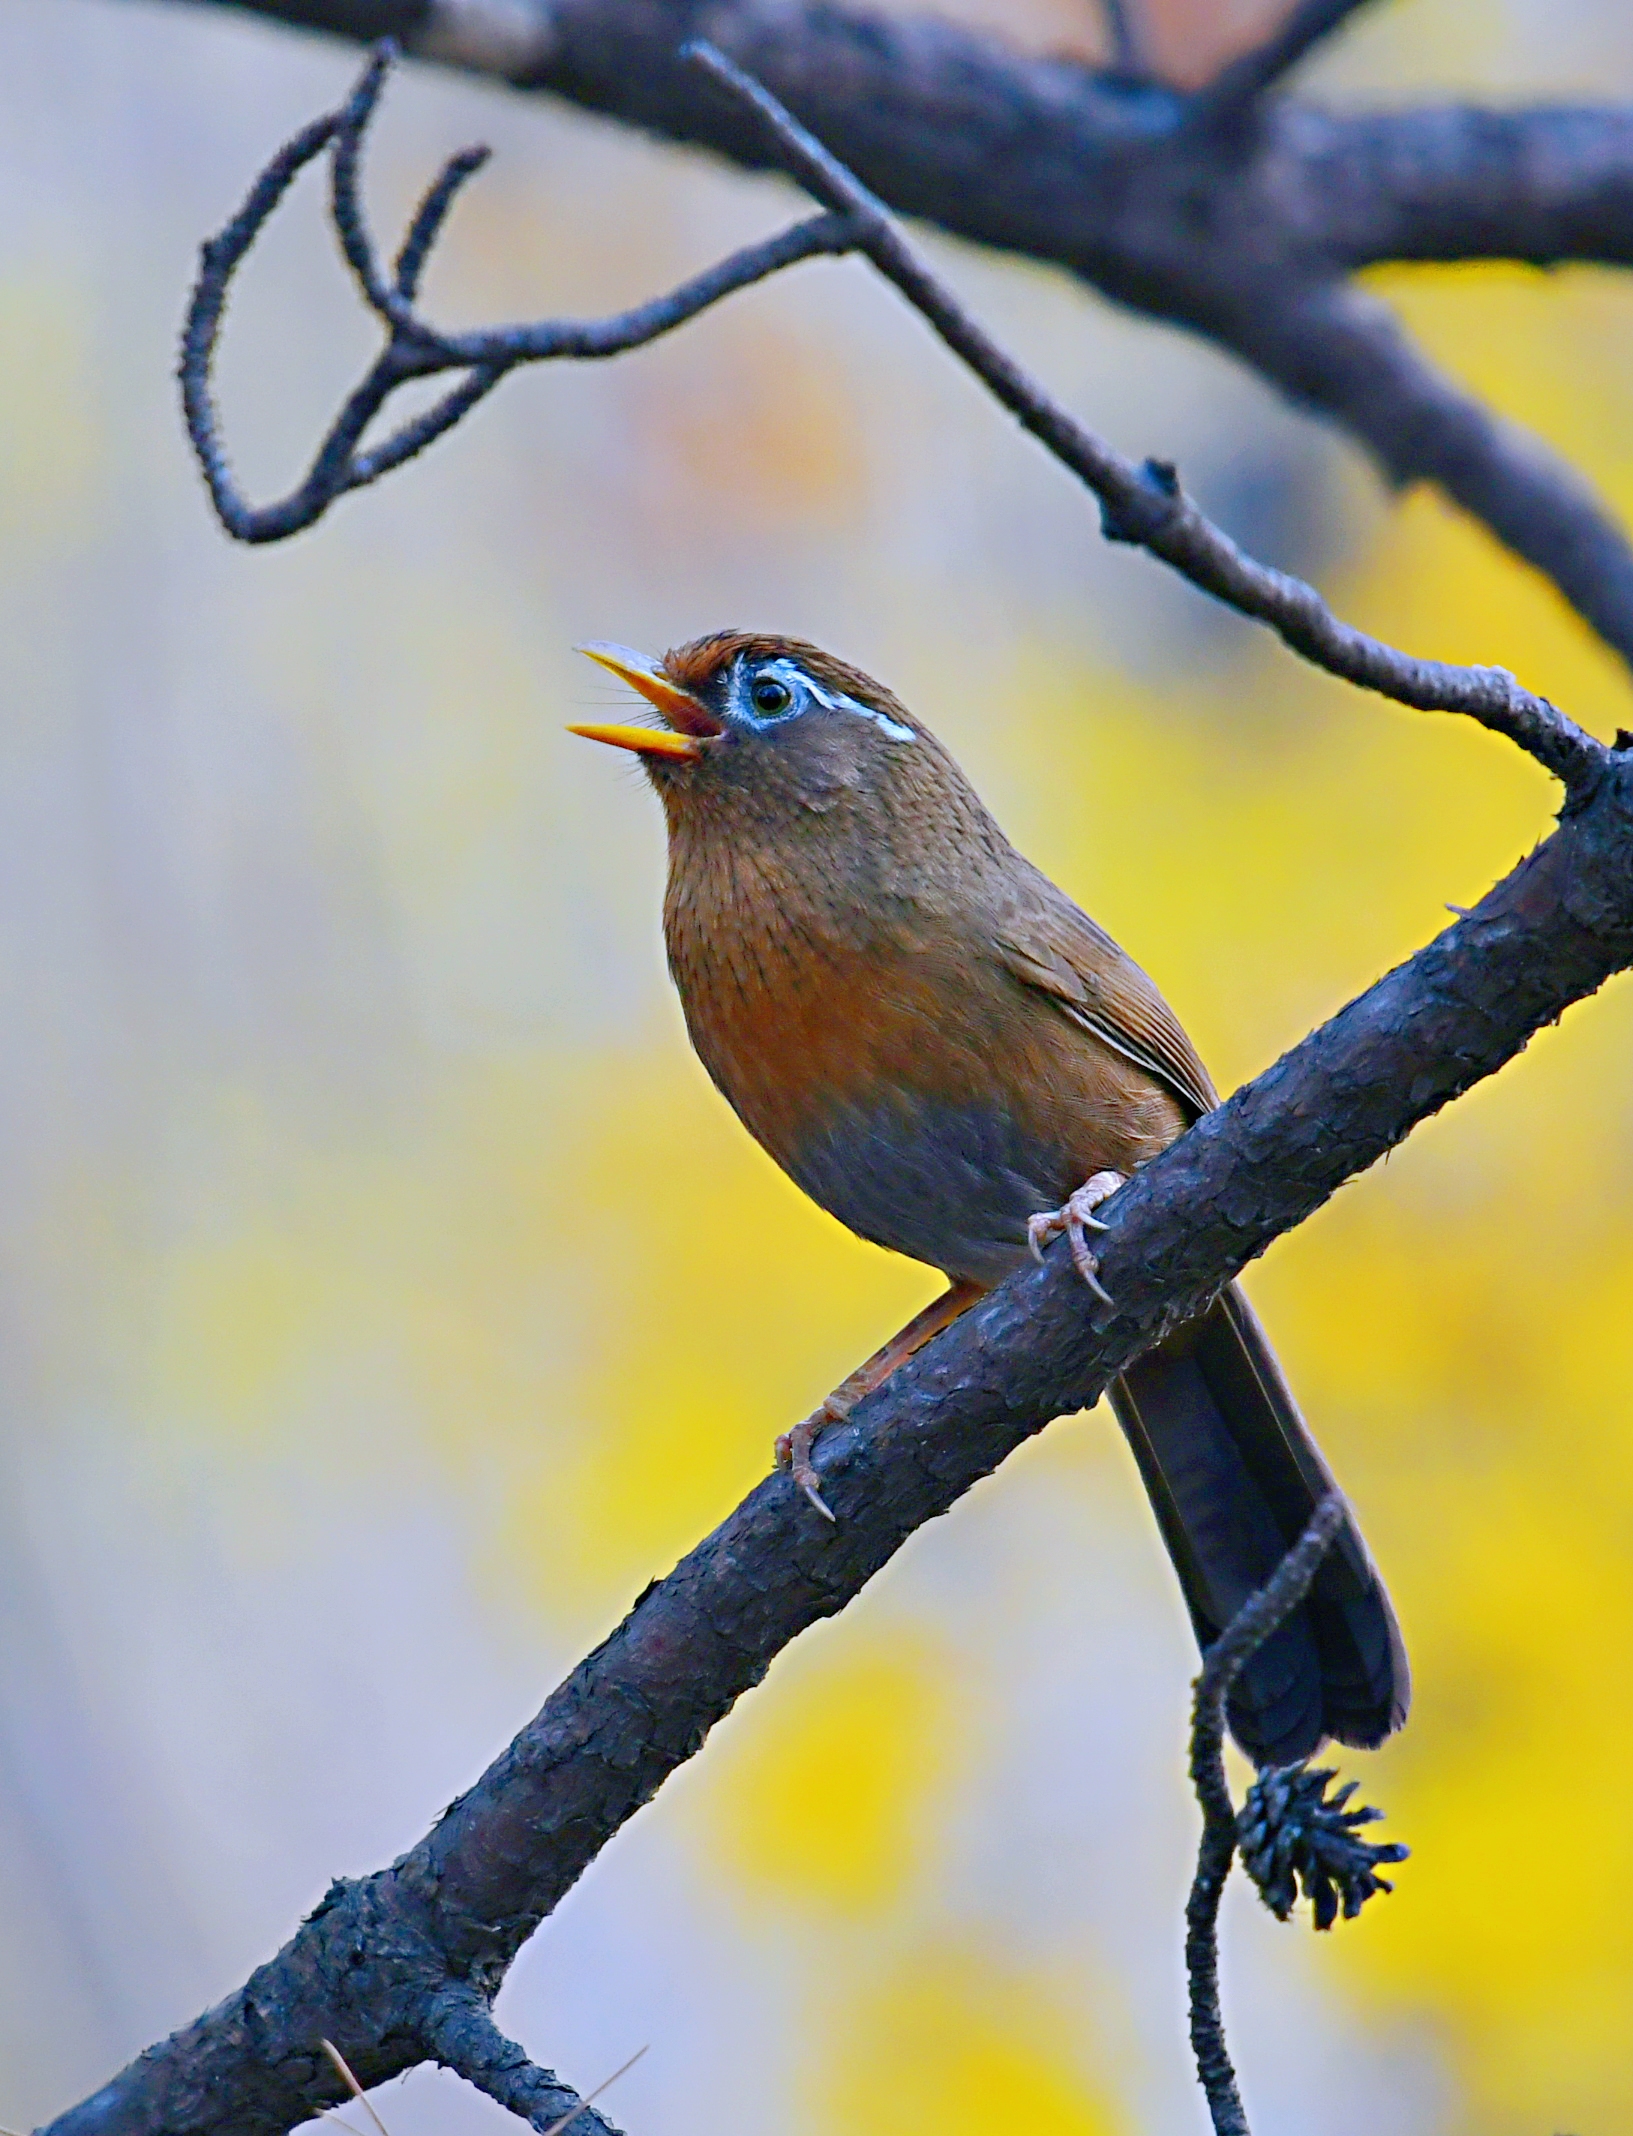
[799,1477,837,1522]
[1068,1228,1115,1306]
[1030,1170,1125,1306]
[777,1401,845,1523]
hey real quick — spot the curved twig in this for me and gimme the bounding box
[177,46,860,543]
[1184,1496,1347,2136]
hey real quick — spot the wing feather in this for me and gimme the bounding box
[994,883,1216,1121]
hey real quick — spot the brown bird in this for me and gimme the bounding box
[570,631,1408,1768]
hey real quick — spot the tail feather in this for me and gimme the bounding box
[1109,1284,1408,1768]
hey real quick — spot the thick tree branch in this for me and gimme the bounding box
[41,713,1633,2136]
[1209,279,1633,669]
[164,0,1633,665]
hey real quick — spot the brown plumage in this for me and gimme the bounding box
[570,631,1409,1767]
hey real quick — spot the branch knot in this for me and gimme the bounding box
[1100,456,1182,544]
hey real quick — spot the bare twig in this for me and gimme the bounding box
[1099,0,1146,77]
[423,1989,622,2136]
[1188,0,1384,128]
[1181,1497,1408,2132]
[1184,1496,1347,2136]
[686,42,1612,797]
[317,2020,643,2136]
[178,46,859,543]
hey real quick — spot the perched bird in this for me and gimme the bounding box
[570,632,1408,1768]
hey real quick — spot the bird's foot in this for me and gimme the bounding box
[1027,1169,1125,1306]
[774,1397,850,1523]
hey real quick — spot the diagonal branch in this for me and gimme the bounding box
[1198,276,1633,674]
[1312,105,1633,270]
[421,1989,624,2136]
[38,723,1633,2136]
[167,0,1633,668]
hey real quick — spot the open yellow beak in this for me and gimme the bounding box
[569,642,722,761]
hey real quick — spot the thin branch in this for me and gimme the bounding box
[421,1988,622,2136]
[177,48,859,543]
[686,43,1611,797]
[1184,1496,1347,2136]
[1099,0,1146,78]
[1188,0,1383,129]
[1181,1496,1408,2131]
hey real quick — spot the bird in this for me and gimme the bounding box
[568,630,1409,1769]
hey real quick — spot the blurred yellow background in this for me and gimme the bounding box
[2,3,1632,2134]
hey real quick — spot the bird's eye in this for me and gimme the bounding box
[750,675,793,716]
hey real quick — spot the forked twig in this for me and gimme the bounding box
[178,45,859,544]
[181,42,1611,799]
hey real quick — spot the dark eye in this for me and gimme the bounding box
[750,675,793,716]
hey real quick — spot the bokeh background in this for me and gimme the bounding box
[3,1,1632,2131]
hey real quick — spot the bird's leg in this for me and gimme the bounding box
[776,1278,986,1520]
[1027,1169,1126,1306]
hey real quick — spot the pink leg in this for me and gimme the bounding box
[776,1278,986,1519]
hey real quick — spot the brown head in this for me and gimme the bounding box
[568,630,1012,883]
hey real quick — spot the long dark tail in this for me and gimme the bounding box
[1108,1284,1408,1768]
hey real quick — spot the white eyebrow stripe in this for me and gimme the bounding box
[793,668,916,744]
